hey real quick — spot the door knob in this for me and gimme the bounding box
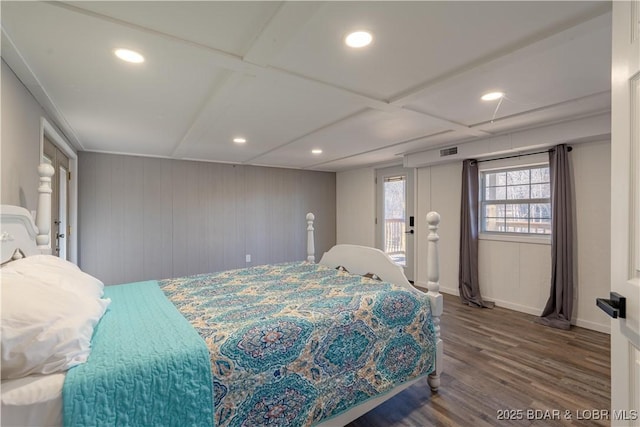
[57,233,65,239]
[596,292,626,319]
[405,230,414,234]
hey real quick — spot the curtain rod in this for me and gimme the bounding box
[475,146,572,163]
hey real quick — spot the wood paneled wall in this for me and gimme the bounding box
[78,152,336,285]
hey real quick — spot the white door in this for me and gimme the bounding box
[609,1,640,424]
[376,166,415,282]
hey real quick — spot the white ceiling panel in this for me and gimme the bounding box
[473,91,611,134]
[253,109,447,168]
[176,71,368,163]
[306,135,456,171]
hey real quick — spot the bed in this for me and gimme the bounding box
[1,164,443,427]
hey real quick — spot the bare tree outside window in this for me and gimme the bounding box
[481,165,551,234]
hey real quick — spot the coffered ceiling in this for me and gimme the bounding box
[1,1,612,171]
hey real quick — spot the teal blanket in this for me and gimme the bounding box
[62,281,214,427]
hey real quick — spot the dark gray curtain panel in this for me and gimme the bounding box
[536,144,573,330]
[459,159,493,308]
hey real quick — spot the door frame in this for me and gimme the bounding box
[40,117,78,264]
[375,165,416,282]
[43,136,70,259]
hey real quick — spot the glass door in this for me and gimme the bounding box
[376,166,415,282]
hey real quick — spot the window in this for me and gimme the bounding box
[383,175,406,266]
[480,165,551,235]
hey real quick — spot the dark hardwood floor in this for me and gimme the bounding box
[348,293,611,427]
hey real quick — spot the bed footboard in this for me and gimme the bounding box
[36,163,55,249]
[311,211,444,393]
[310,211,444,425]
[425,212,442,392]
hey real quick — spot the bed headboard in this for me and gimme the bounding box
[317,212,441,292]
[1,205,40,263]
[1,163,55,264]
[318,244,412,287]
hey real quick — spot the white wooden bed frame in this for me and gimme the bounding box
[1,163,54,263]
[1,164,443,427]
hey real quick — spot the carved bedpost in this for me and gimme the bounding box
[35,163,55,249]
[425,211,443,392]
[306,213,315,263]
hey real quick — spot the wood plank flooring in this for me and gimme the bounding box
[348,293,611,427]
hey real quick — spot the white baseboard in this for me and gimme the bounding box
[573,318,610,334]
[415,281,458,296]
[484,297,541,317]
[416,281,610,334]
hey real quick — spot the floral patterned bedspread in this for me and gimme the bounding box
[159,261,436,427]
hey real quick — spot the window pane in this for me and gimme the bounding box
[484,203,506,217]
[486,172,506,186]
[507,185,530,199]
[505,217,529,233]
[507,170,530,185]
[484,218,505,232]
[530,203,551,219]
[505,204,529,219]
[531,167,550,183]
[531,183,550,199]
[529,219,551,234]
[485,186,506,200]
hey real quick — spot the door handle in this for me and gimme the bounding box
[405,230,414,234]
[596,292,626,319]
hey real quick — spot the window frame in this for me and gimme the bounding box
[478,160,552,245]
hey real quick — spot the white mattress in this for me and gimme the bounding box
[1,373,64,427]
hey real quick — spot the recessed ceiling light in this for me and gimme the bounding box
[311,149,323,155]
[114,48,145,64]
[233,137,247,144]
[345,31,373,48]
[481,92,504,101]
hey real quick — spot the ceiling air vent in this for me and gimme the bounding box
[439,147,458,157]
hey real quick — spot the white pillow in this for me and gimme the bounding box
[2,255,104,299]
[1,270,111,379]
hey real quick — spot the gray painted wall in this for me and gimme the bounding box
[1,60,53,209]
[78,152,336,285]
